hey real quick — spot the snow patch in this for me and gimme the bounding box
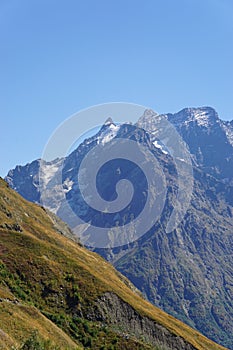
[192,111,211,127]
[39,159,63,187]
[63,178,74,193]
[221,122,233,146]
[98,124,120,145]
[153,140,168,154]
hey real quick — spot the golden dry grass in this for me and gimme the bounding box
[0,291,80,350]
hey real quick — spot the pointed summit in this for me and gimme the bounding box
[143,109,159,118]
[104,116,115,126]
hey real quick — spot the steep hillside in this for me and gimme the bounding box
[0,285,79,350]
[0,178,226,350]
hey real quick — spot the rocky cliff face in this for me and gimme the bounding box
[5,107,233,349]
[94,292,197,350]
[114,170,233,348]
[6,159,41,202]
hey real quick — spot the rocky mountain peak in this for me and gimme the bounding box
[103,116,115,126]
[141,109,158,119]
[167,106,219,128]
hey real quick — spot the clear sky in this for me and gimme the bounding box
[1,0,233,176]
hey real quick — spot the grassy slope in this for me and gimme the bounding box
[0,286,79,349]
[0,178,227,350]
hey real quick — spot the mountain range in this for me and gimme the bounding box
[5,107,233,349]
[0,177,226,350]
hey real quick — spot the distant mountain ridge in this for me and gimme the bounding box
[138,106,233,181]
[5,107,233,349]
[166,107,233,180]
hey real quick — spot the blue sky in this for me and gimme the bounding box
[1,0,233,176]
